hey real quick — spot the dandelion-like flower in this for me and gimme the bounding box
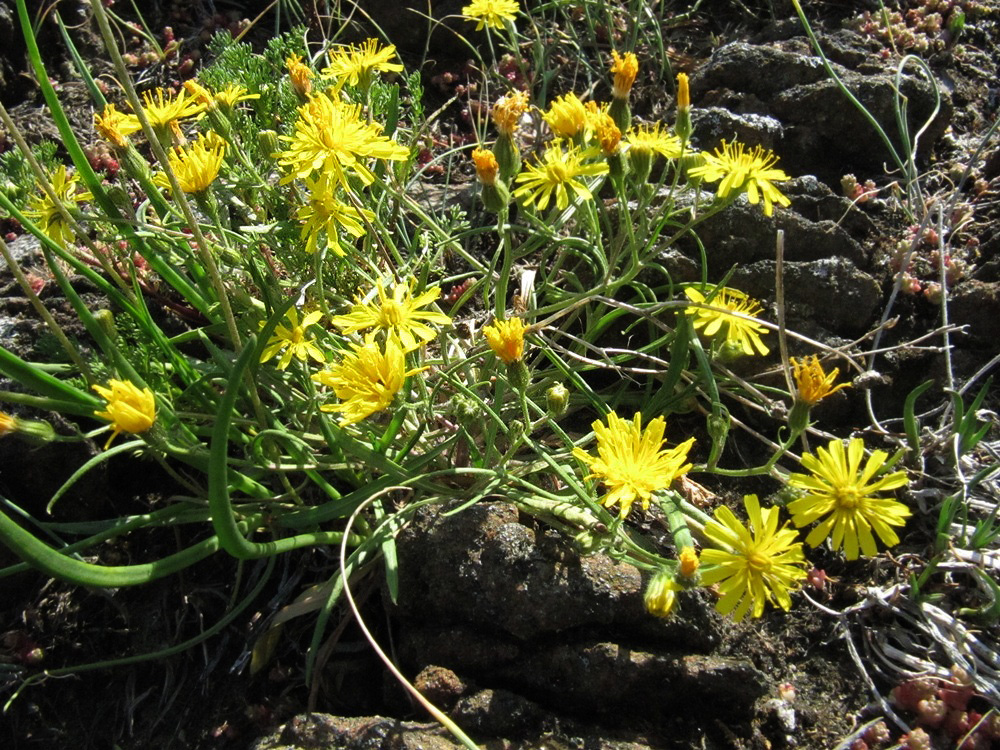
[462,0,519,30]
[592,111,622,157]
[688,140,791,217]
[166,131,225,194]
[286,53,314,97]
[93,379,156,449]
[491,90,529,136]
[791,355,850,407]
[610,50,638,99]
[297,174,372,255]
[679,546,699,577]
[259,308,327,370]
[137,87,205,142]
[700,495,809,621]
[684,286,770,357]
[24,165,91,247]
[323,38,403,88]
[512,142,609,211]
[275,92,409,187]
[94,103,141,148]
[184,81,258,113]
[573,411,695,518]
[0,411,18,436]
[625,122,683,160]
[312,333,425,426]
[472,147,500,186]
[330,281,451,351]
[482,316,527,364]
[543,92,589,140]
[787,438,910,560]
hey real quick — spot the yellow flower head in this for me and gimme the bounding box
[676,72,690,110]
[592,111,622,156]
[543,92,588,139]
[330,281,451,352]
[212,84,260,112]
[626,122,683,160]
[259,308,326,370]
[644,570,682,618]
[688,140,791,217]
[791,355,850,407]
[610,50,638,99]
[276,92,409,187]
[92,379,156,449]
[679,546,700,577]
[482,316,527,364]
[700,495,808,621]
[572,411,695,518]
[94,103,142,148]
[323,38,404,89]
[684,286,770,357]
[472,147,500,186]
[491,90,529,137]
[24,165,91,248]
[166,131,225,194]
[0,411,18,436]
[286,53,314,96]
[462,0,519,30]
[138,87,205,139]
[297,173,373,255]
[312,333,425,426]
[787,438,910,560]
[512,142,609,211]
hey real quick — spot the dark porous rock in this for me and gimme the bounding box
[691,107,785,151]
[413,665,471,710]
[494,641,768,724]
[691,36,952,184]
[448,687,547,737]
[948,279,1000,344]
[250,713,463,750]
[392,501,718,647]
[730,257,882,337]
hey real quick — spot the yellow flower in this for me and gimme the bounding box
[312,333,425,426]
[275,92,409,187]
[610,50,638,99]
[512,142,609,211]
[644,570,682,618]
[625,122,683,160]
[676,72,690,110]
[491,90,529,137]
[543,92,588,139]
[700,495,808,621]
[297,174,373,255]
[462,0,519,30]
[688,140,791,217]
[330,281,451,352]
[24,165,91,247]
[787,438,910,560]
[92,379,156,449]
[323,38,403,88]
[184,81,259,112]
[592,111,622,156]
[166,131,225,194]
[684,286,770,357]
[259,308,327,370]
[573,411,695,518]
[482,316,527,364]
[137,86,205,141]
[791,355,850,406]
[0,411,18,436]
[286,53,314,97]
[679,546,699,577]
[471,147,500,186]
[94,103,141,148]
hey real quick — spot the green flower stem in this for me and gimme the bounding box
[0,505,220,587]
[656,490,695,553]
[492,206,514,318]
[87,0,242,352]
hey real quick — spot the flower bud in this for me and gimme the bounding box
[546,383,569,416]
[644,569,681,618]
[674,72,692,142]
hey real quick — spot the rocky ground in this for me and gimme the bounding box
[2,1,1000,749]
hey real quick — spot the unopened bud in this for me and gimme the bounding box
[546,383,569,416]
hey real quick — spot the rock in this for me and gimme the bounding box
[449,687,547,737]
[948,279,1000,344]
[249,714,463,750]
[413,665,470,710]
[691,36,952,184]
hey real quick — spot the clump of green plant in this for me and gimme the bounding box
[1,0,997,744]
